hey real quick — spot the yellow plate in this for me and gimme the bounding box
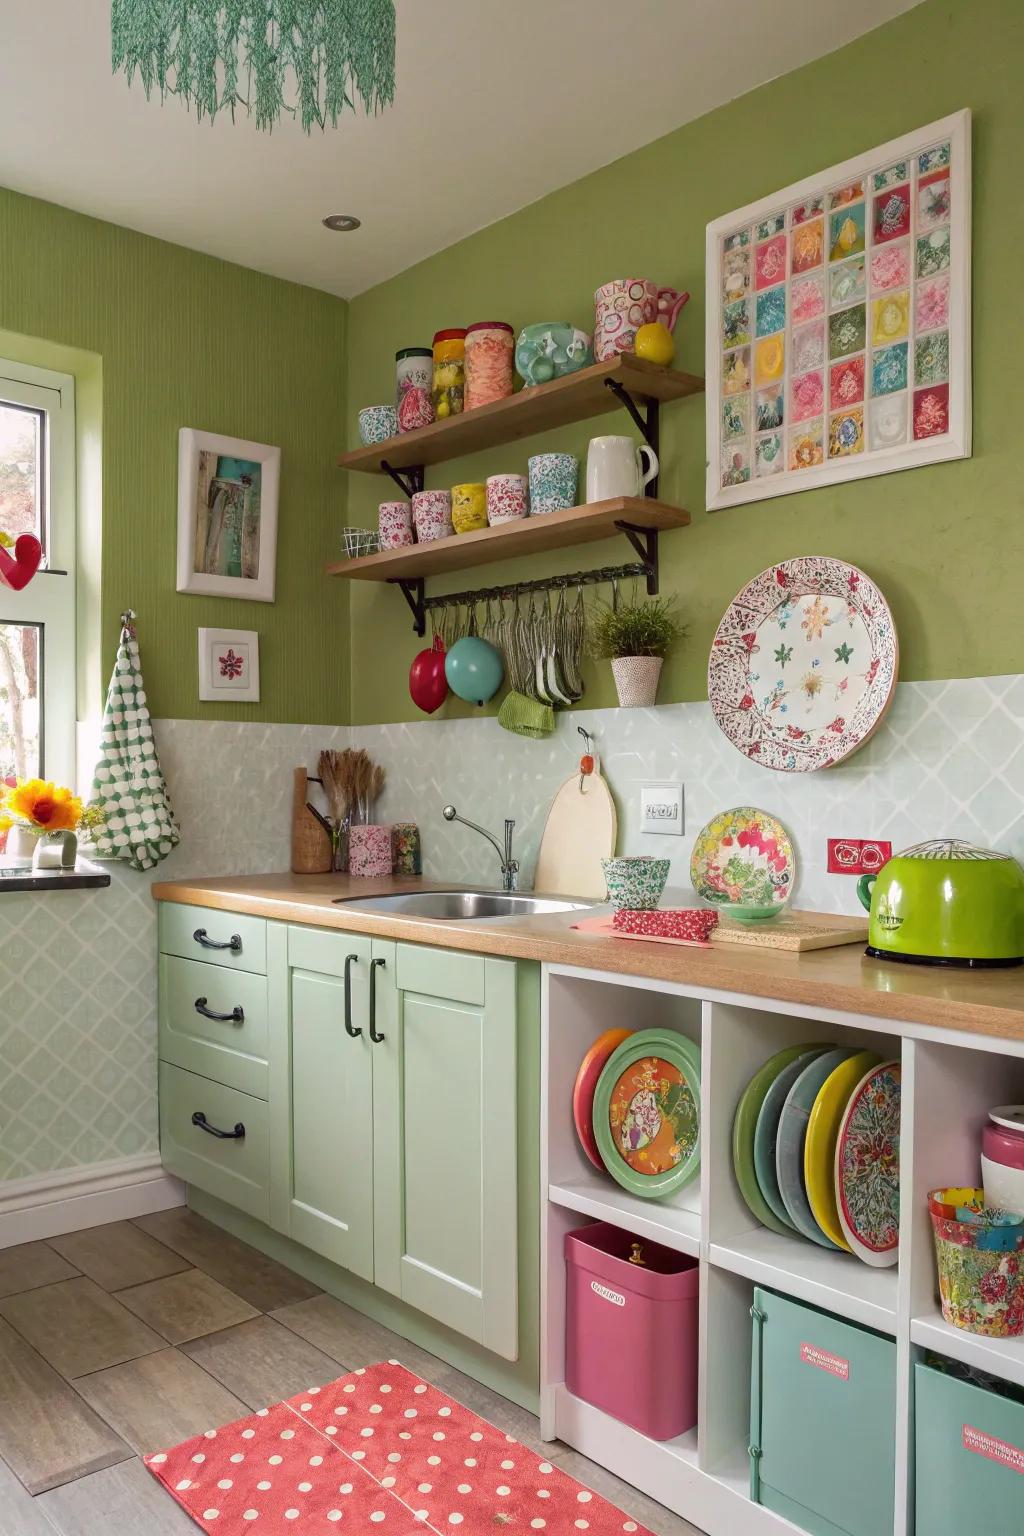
[804,1050,881,1249]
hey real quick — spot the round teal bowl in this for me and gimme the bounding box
[601,856,670,911]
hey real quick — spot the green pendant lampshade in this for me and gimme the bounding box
[111,1,397,133]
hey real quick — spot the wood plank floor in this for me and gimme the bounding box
[0,1211,702,1535]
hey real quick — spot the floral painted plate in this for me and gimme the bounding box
[690,806,795,917]
[804,1049,881,1250]
[835,1060,901,1266]
[593,1029,701,1200]
[708,556,898,771]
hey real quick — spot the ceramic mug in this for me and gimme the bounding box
[411,489,454,543]
[528,453,578,515]
[594,278,689,361]
[486,473,529,525]
[378,500,414,549]
[451,482,488,534]
[358,403,398,445]
[585,435,659,501]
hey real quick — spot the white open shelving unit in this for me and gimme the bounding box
[539,964,1024,1536]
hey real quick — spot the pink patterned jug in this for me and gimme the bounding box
[594,279,690,362]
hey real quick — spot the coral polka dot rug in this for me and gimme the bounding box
[145,1359,653,1534]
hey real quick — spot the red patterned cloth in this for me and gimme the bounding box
[145,1359,653,1535]
[612,907,719,943]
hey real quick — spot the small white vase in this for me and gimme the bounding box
[33,831,78,871]
[2,825,38,868]
[611,655,663,708]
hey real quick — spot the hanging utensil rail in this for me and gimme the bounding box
[392,561,649,636]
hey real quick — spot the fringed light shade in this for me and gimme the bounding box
[111,0,397,133]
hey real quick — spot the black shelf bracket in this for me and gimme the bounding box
[379,459,425,499]
[614,522,659,595]
[604,379,661,498]
[390,576,427,636]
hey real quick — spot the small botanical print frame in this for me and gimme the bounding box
[706,110,971,510]
[177,428,280,601]
[198,628,260,702]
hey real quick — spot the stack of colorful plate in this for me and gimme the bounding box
[573,1028,701,1201]
[732,1043,900,1264]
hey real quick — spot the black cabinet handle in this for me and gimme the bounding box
[193,927,242,953]
[194,997,244,1024]
[369,957,386,1043]
[343,954,363,1038]
[192,1111,245,1140]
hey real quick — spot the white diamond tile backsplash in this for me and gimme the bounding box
[1,676,1021,1181]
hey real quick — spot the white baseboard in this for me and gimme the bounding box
[0,1153,185,1249]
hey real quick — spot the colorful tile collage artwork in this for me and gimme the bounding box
[718,137,955,491]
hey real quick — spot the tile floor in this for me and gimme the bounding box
[0,1209,702,1535]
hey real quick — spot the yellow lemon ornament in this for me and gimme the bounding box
[634,322,675,366]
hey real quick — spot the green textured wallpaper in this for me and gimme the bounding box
[345,0,1023,726]
[0,189,349,723]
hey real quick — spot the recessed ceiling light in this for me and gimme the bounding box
[322,213,361,232]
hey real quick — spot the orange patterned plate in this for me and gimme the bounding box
[593,1029,701,1199]
[572,1028,633,1170]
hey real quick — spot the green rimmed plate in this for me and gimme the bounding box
[753,1046,832,1231]
[593,1029,701,1200]
[733,1044,829,1235]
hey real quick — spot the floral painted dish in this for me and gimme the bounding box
[593,1030,701,1200]
[836,1059,901,1266]
[690,806,795,918]
[708,556,898,771]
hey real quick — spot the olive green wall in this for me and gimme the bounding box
[345,0,1023,726]
[0,188,349,724]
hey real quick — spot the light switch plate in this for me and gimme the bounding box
[640,781,684,836]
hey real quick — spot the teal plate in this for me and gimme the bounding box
[775,1047,855,1248]
[732,1044,824,1236]
[753,1046,832,1231]
[593,1028,701,1200]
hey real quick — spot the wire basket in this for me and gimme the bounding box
[341,527,381,559]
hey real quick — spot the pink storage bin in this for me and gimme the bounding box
[564,1222,698,1441]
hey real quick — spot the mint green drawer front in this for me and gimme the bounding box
[288,924,371,976]
[159,955,269,1098]
[160,902,267,974]
[159,1062,269,1222]
[916,1362,1024,1531]
[396,942,486,1004]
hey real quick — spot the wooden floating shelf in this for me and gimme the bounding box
[339,354,704,474]
[326,498,690,582]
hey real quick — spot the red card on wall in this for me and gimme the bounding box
[827,839,892,875]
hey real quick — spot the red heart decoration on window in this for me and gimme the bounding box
[0,534,42,591]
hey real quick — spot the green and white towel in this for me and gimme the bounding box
[88,611,180,871]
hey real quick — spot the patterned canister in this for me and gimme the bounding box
[378,500,414,549]
[395,347,434,433]
[528,452,578,515]
[349,823,394,878]
[464,322,515,411]
[451,483,488,534]
[392,822,422,876]
[412,489,454,543]
[432,329,466,420]
[486,473,529,525]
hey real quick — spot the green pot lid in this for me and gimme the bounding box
[593,1029,701,1200]
[898,838,1011,861]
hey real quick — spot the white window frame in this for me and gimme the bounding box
[0,358,76,786]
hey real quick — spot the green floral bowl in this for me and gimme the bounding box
[601,856,671,911]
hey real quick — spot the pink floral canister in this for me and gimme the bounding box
[378,501,414,549]
[412,489,454,543]
[486,473,529,526]
[349,824,393,879]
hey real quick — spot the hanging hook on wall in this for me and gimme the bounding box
[577,726,596,793]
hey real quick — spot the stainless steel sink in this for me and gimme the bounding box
[332,889,593,921]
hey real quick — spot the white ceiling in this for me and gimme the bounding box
[0,0,920,299]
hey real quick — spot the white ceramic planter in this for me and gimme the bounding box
[2,825,37,868]
[611,655,663,708]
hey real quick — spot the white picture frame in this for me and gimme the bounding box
[177,427,280,601]
[705,109,971,511]
[198,628,260,703]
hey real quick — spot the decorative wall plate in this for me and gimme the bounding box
[593,1030,701,1200]
[708,556,898,771]
[775,1046,855,1247]
[572,1028,633,1171]
[836,1060,901,1266]
[753,1046,832,1231]
[804,1050,881,1250]
[691,806,796,916]
[732,1043,823,1236]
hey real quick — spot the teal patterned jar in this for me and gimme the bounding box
[601,856,671,910]
[528,453,578,516]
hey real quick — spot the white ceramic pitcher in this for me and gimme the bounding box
[585,435,659,502]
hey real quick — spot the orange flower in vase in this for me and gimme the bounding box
[0,778,84,833]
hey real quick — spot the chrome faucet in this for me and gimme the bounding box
[442,805,519,892]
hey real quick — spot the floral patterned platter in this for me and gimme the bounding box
[690,805,795,918]
[593,1029,701,1200]
[836,1059,901,1267]
[708,556,898,771]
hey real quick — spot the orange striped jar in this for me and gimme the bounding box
[464,321,515,411]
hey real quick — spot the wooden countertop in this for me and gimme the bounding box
[151,873,1024,1043]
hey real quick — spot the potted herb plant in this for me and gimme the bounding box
[589,593,684,708]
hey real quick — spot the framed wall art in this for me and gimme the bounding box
[177,428,280,601]
[706,109,971,511]
[198,627,260,702]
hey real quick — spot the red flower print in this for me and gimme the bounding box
[747,743,762,756]
[740,632,758,654]
[828,716,846,733]
[219,648,244,680]
[786,724,808,740]
[866,658,880,685]
[739,693,754,710]
[775,568,789,587]
[981,1269,1008,1304]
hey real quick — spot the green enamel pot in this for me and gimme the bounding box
[858,839,1024,967]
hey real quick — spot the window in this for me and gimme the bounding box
[0,360,75,785]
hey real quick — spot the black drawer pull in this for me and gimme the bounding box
[343,953,362,1039]
[193,927,242,953]
[194,997,244,1024]
[369,957,386,1043]
[192,1111,245,1140]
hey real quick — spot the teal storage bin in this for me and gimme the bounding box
[916,1360,1024,1531]
[749,1287,896,1536]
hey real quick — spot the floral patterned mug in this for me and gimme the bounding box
[411,489,453,543]
[378,501,414,549]
[486,474,529,525]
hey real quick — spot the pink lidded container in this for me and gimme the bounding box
[564,1222,698,1440]
[348,824,393,878]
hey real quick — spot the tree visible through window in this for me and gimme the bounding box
[0,622,41,780]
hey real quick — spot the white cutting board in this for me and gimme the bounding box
[533,771,617,899]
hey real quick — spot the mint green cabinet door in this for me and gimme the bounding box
[268,925,376,1282]
[373,943,518,1361]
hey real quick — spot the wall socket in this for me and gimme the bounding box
[640,781,684,836]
